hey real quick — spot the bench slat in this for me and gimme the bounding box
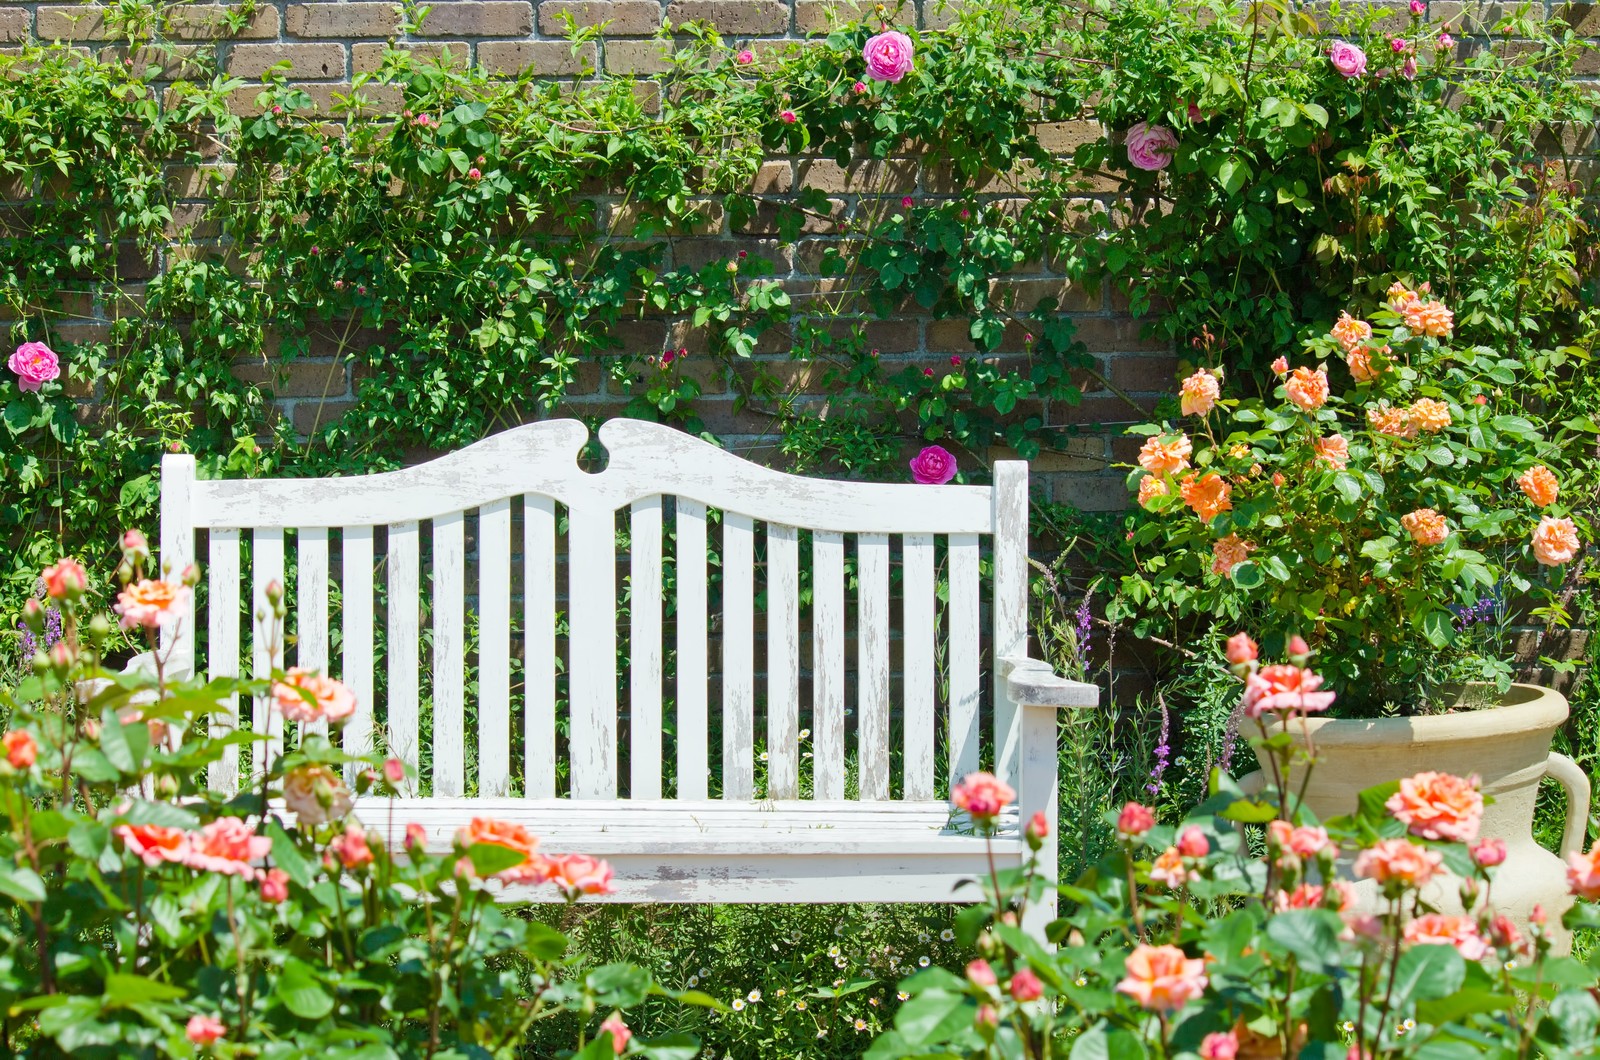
[766,524,800,799]
[949,533,981,789]
[858,533,891,800]
[432,511,466,797]
[675,500,709,799]
[992,463,1029,790]
[629,497,663,799]
[902,533,936,800]
[207,528,240,795]
[341,526,376,777]
[813,530,845,800]
[523,496,557,798]
[569,503,617,800]
[722,513,755,799]
[297,528,330,739]
[479,499,512,796]
[251,528,284,774]
[387,521,421,787]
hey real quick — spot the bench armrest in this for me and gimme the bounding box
[999,655,1099,709]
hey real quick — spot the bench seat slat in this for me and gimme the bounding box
[766,524,800,799]
[387,521,421,786]
[479,499,512,796]
[207,528,241,795]
[341,527,375,775]
[297,527,329,739]
[251,528,284,774]
[675,500,709,799]
[813,531,845,800]
[432,511,466,797]
[523,496,556,798]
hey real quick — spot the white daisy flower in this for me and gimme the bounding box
[854,1018,868,1031]
[868,997,880,1007]
[747,989,762,1002]
[918,956,930,967]
[897,991,910,1001]
[699,967,710,978]
[833,978,844,987]
[834,956,847,968]
[917,932,930,943]
[828,945,841,957]
[759,751,769,761]
[800,728,811,739]
[1074,976,1087,987]
[775,988,786,997]
[794,1000,807,1011]
[732,998,746,1012]
[939,929,955,941]
[688,976,699,988]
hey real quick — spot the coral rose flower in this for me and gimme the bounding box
[1275,883,1333,911]
[181,817,271,879]
[862,30,915,82]
[1567,845,1600,899]
[260,867,290,903]
[325,821,374,870]
[1242,664,1336,717]
[1177,826,1209,858]
[1346,345,1384,382]
[1180,472,1232,523]
[908,444,957,484]
[459,816,549,882]
[1267,819,1331,859]
[1401,508,1449,546]
[272,668,358,725]
[1330,312,1372,352]
[1200,1031,1240,1060]
[1284,366,1330,411]
[41,558,88,601]
[1517,465,1559,507]
[1404,914,1489,960]
[186,1015,226,1045]
[952,771,1015,821]
[1404,299,1454,338]
[3,730,37,769]
[1148,847,1190,888]
[114,822,190,867]
[599,1012,632,1055]
[114,578,191,630]
[966,958,998,986]
[1532,515,1580,566]
[1386,771,1483,842]
[1117,801,1156,839]
[1009,967,1044,1002]
[1210,534,1253,576]
[1367,403,1418,439]
[1471,837,1507,867]
[1314,433,1349,469]
[1116,944,1208,1012]
[1138,433,1192,475]
[1407,397,1451,432]
[1355,837,1442,888]
[549,853,616,898]
[1224,632,1258,665]
[1137,474,1169,508]
[282,764,354,826]
[1125,122,1179,171]
[1179,369,1220,416]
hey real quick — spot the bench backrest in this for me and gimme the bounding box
[160,419,1029,802]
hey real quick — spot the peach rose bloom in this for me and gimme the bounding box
[1532,516,1580,566]
[548,852,616,897]
[1271,356,1289,376]
[1330,312,1372,352]
[1407,397,1451,433]
[1386,281,1418,309]
[1210,534,1253,576]
[1275,883,1332,911]
[1224,633,1257,665]
[1566,844,1600,900]
[114,822,190,867]
[1180,472,1232,523]
[1267,819,1331,859]
[951,771,1015,820]
[1180,369,1220,416]
[1242,664,1336,717]
[1385,771,1483,842]
[1404,299,1454,338]
[282,764,353,826]
[1313,434,1349,469]
[1404,914,1488,961]
[180,817,272,879]
[1517,465,1559,507]
[1138,433,1193,475]
[459,817,550,883]
[1354,837,1443,888]
[1284,366,1330,411]
[1149,846,1191,888]
[3,730,37,768]
[41,558,88,600]
[1367,403,1417,439]
[1137,474,1170,508]
[114,578,192,630]
[1345,346,1382,382]
[1116,944,1208,1012]
[1401,508,1449,546]
[272,668,359,725]
[1116,801,1156,838]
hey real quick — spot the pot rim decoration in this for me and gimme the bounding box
[1262,681,1567,745]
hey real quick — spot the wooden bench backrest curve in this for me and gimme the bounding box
[158,419,1096,929]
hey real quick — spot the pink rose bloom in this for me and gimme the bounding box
[1386,771,1483,842]
[1009,967,1044,1001]
[1355,837,1443,888]
[549,852,616,897]
[1329,41,1368,78]
[1438,32,1454,47]
[1242,664,1337,717]
[1025,810,1050,842]
[735,49,754,65]
[1410,0,1425,12]
[181,817,271,879]
[966,958,997,987]
[1271,356,1289,376]
[42,558,88,600]
[1566,845,1600,899]
[1176,826,1210,859]
[1187,102,1204,122]
[1201,1031,1240,1060]
[1116,801,1156,839]
[186,1015,226,1045]
[952,771,1015,820]
[384,757,407,784]
[1116,944,1207,1012]
[863,30,914,83]
[1401,56,1418,79]
[1268,819,1331,859]
[260,867,290,903]
[10,342,61,392]
[1472,837,1507,867]
[1125,122,1178,172]
[780,109,797,124]
[114,823,190,867]
[1224,632,1258,666]
[600,1012,632,1054]
[1404,913,1489,961]
[909,444,957,484]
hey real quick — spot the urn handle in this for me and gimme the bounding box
[1545,752,1593,858]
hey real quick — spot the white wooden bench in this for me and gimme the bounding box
[157,419,1095,934]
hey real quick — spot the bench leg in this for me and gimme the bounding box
[1017,701,1059,945]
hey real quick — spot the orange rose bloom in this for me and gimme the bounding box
[1210,534,1253,576]
[1138,434,1192,475]
[1567,844,1600,900]
[1137,475,1169,508]
[1518,465,1559,507]
[272,668,359,726]
[1407,397,1451,433]
[1385,771,1483,842]
[1345,347,1382,383]
[1148,847,1190,889]
[458,817,549,883]
[1354,837,1443,888]
[1367,403,1417,439]
[1386,281,1417,310]
[1116,944,1208,1013]
[1404,914,1489,960]
[1313,434,1349,469]
[1532,516,1580,566]
[1179,369,1220,417]
[1284,367,1329,411]
[1404,299,1454,338]
[1401,508,1449,546]
[1330,312,1372,353]
[1180,473,1232,523]
[3,730,37,768]
[114,578,191,631]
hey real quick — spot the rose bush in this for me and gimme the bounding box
[1113,283,1589,713]
[0,536,711,1057]
[867,640,1600,1059]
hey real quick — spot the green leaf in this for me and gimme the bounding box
[99,709,150,774]
[1265,909,1342,969]
[102,972,186,1006]
[1231,562,1264,589]
[1071,1022,1148,1060]
[1421,608,1455,648]
[587,963,651,1009]
[465,841,530,878]
[1332,472,1362,503]
[268,820,315,889]
[1416,988,1515,1024]
[1390,943,1465,1004]
[275,958,335,1019]
[0,865,47,904]
[889,989,972,1046]
[523,920,569,960]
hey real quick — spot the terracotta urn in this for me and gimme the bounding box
[1244,684,1591,953]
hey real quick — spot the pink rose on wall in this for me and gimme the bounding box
[863,30,915,83]
[1125,122,1178,172]
[1329,41,1368,78]
[9,341,60,392]
[909,445,957,484]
